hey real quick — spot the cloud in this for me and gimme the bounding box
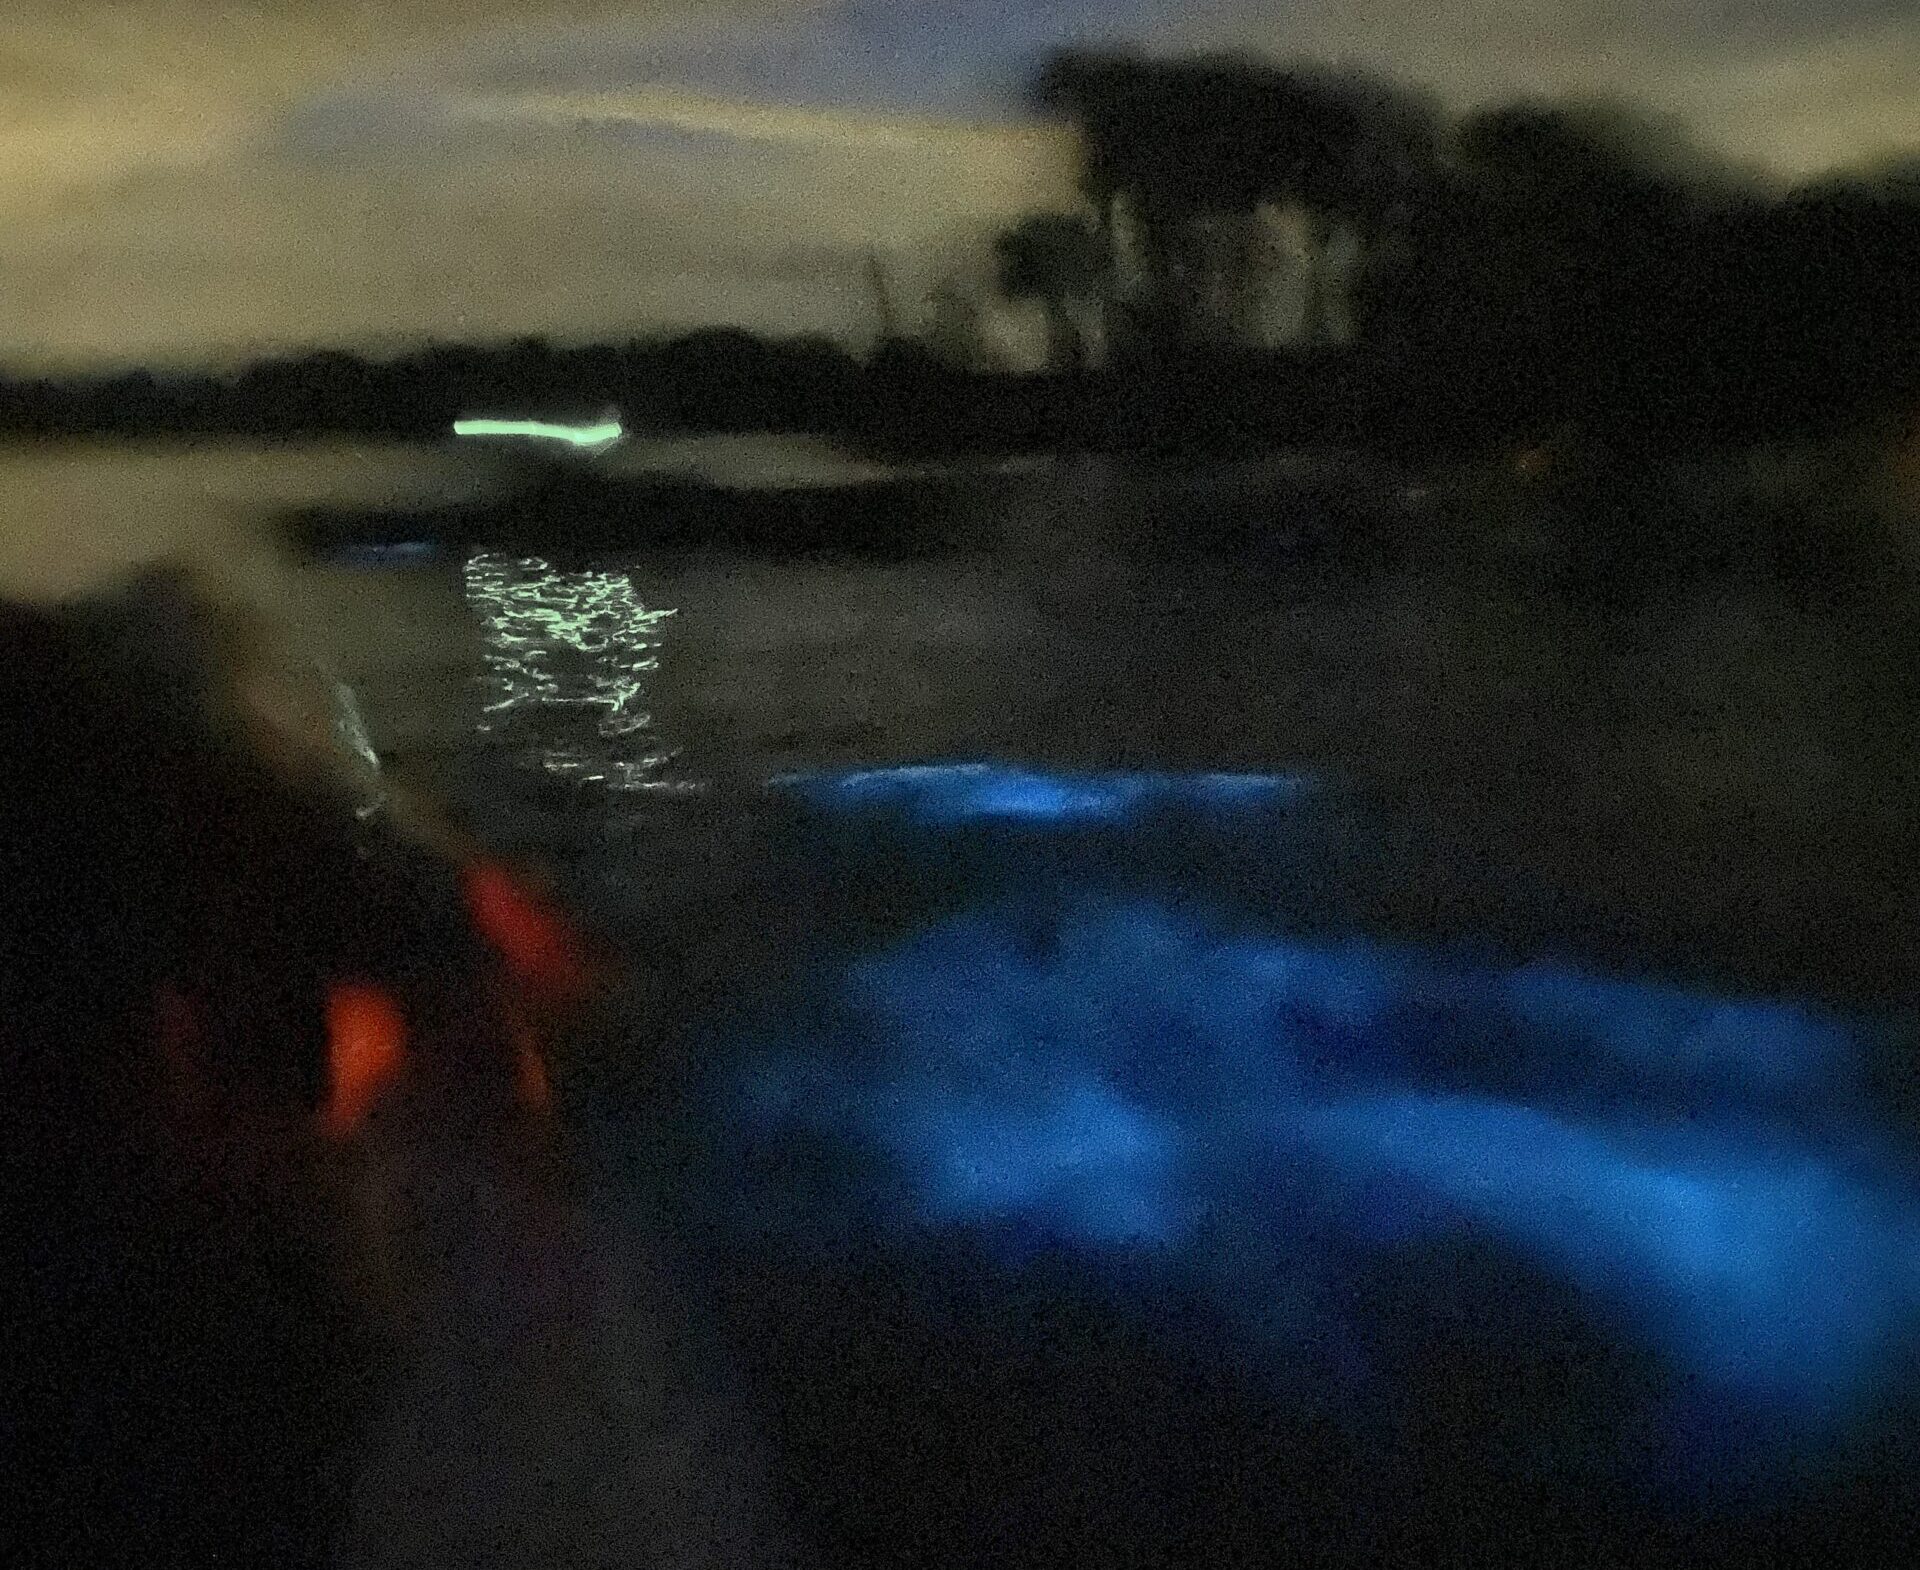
[0,89,1064,365]
[450,86,1073,160]
[1,0,1918,362]
[1686,19,1920,179]
[0,1,1085,364]
[383,1,1920,199]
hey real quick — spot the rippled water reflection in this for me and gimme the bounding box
[464,551,690,794]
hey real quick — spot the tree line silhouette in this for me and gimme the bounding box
[998,49,1920,445]
[1,49,1915,460]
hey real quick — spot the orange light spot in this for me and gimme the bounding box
[323,982,408,1139]
[461,859,594,1008]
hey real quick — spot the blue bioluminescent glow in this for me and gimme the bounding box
[1292,1093,1916,1411]
[892,1078,1181,1246]
[769,762,1313,826]
[701,773,1920,1501]
[452,416,625,451]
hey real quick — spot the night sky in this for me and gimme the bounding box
[4,1,1916,366]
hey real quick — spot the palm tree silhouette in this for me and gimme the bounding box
[1034,50,1439,350]
[993,213,1106,371]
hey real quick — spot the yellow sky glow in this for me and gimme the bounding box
[451,86,1074,158]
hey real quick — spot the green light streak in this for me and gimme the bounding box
[452,417,624,449]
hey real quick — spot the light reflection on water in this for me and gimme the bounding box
[463,551,691,794]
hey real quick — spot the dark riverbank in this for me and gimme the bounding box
[7,332,1911,469]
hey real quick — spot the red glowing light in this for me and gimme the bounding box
[322,982,408,1139]
[460,859,593,1008]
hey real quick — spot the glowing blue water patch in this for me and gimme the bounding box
[1293,1093,1919,1412]
[718,891,1920,1486]
[769,762,1313,826]
[893,1080,1180,1245]
[1502,960,1859,1110]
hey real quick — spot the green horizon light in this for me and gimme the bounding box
[453,417,624,449]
